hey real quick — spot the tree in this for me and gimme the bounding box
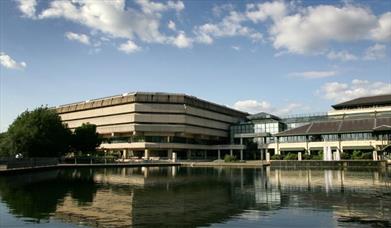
[71,123,102,155]
[0,132,11,157]
[5,107,72,157]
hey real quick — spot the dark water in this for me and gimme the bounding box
[0,166,390,228]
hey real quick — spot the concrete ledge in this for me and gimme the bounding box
[180,160,269,168]
[270,160,387,168]
[0,162,181,175]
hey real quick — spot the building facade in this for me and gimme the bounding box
[56,92,247,160]
[57,93,391,161]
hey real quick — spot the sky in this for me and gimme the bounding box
[1,0,391,132]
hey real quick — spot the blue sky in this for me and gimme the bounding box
[1,0,391,132]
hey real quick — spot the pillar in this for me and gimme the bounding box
[260,149,264,161]
[230,149,233,156]
[240,150,243,161]
[168,149,173,160]
[298,152,302,161]
[122,149,127,159]
[335,149,340,161]
[373,150,378,161]
[266,152,270,162]
[144,149,149,160]
[187,149,191,160]
[217,150,221,160]
[204,150,207,159]
[172,152,177,162]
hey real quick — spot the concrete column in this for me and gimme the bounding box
[335,149,340,161]
[217,150,221,160]
[266,152,270,162]
[144,149,149,160]
[168,149,173,160]
[260,149,264,160]
[187,150,191,160]
[240,150,243,161]
[230,149,233,156]
[122,149,127,159]
[373,150,378,161]
[172,152,177,162]
[298,152,302,161]
[204,150,207,159]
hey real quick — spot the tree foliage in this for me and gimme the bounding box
[71,123,102,155]
[2,107,72,157]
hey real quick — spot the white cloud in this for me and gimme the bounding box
[371,12,391,42]
[319,79,391,103]
[232,99,305,115]
[136,0,184,14]
[194,11,263,44]
[363,44,387,60]
[233,100,272,114]
[28,0,187,51]
[327,50,358,61]
[246,1,287,23]
[65,32,91,45]
[171,31,192,48]
[0,52,26,70]
[270,5,378,54]
[118,40,141,54]
[168,20,176,31]
[17,0,37,18]
[231,45,240,51]
[289,71,337,79]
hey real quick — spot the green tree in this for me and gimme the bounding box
[71,123,102,155]
[0,132,11,156]
[5,107,72,157]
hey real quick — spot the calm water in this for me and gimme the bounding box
[0,166,390,228]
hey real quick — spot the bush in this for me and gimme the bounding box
[340,152,351,160]
[302,154,312,160]
[361,152,373,159]
[271,154,284,160]
[284,153,298,160]
[352,150,363,160]
[224,155,237,162]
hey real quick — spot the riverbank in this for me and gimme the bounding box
[0,161,181,175]
[0,159,389,175]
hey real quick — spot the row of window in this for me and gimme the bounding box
[102,136,228,145]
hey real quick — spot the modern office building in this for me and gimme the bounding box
[56,92,391,161]
[56,92,247,160]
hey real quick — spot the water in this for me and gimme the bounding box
[0,166,390,227]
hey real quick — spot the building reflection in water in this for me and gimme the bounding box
[0,166,390,227]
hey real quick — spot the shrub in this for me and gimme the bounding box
[271,154,284,160]
[361,152,373,160]
[340,152,351,160]
[224,155,237,162]
[284,153,298,160]
[302,154,312,160]
[352,150,363,160]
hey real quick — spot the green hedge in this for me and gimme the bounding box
[224,155,237,162]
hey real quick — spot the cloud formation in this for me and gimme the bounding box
[363,44,387,60]
[0,52,27,70]
[319,79,391,103]
[118,40,141,54]
[289,71,337,79]
[233,99,305,115]
[65,32,91,45]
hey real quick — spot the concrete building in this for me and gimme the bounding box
[56,92,247,160]
[56,92,391,161]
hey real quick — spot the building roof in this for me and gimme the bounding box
[275,116,391,136]
[55,92,248,117]
[332,94,391,110]
[247,112,281,121]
